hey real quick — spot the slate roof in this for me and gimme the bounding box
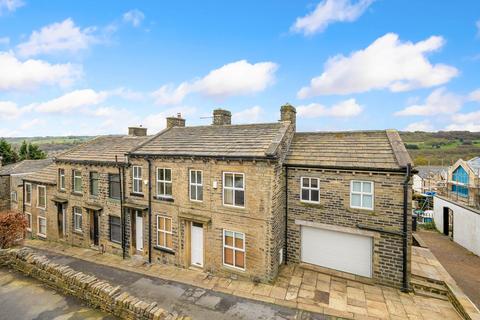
[0,158,53,176]
[285,130,412,170]
[23,164,57,185]
[56,135,149,164]
[416,166,448,179]
[130,123,290,158]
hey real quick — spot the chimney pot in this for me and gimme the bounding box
[212,109,231,125]
[128,126,147,136]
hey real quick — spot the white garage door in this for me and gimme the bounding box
[301,226,373,277]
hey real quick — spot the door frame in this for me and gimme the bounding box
[57,203,64,239]
[443,207,450,236]
[89,210,100,246]
[189,221,204,268]
[135,210,144,252]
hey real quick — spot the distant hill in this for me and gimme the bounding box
[4,131,480,166]
[399,131,480,166]
[4,136,94,157]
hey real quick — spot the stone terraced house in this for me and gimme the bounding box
[0,158,53,212]
[12,104,414,289]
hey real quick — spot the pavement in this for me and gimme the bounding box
[417,229,480,309]
[24,239,466,319]
[25,246,330,320]
[0,267,113,320]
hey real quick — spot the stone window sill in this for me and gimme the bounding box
[154,196,174,203]
[71,192,83,197]
[130,192,144,198]
[153,246,175,255]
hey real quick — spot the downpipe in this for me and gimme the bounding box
[402,163,412,292]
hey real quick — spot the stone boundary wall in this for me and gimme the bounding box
[0,248,189,320]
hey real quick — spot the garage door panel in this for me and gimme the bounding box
[301,226,372,278]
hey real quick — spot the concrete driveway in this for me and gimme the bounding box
[418,229,480,309]
[0,268,113,320]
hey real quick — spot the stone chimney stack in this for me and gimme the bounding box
[128,126,147,136]
[280,103,296,131]
[166,113,186,128]
[212,109,231,125]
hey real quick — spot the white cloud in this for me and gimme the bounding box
[297,98,363,118]
[395,88,462,116]
[232,106,264,124]
[298,33,458,98]
[123,9,145,27]
[468,88,480,102]
[16,18,96,57]
[152,60,278,105]
[33,89,108,113]
[404,120,434,132]
[20,118,46,130]
[446,110,480,132]
[292,0,374,35]
[0,0,23,14]
[0,101,24,119]
[0,37,9,45]
[143,106,197,132]
[0,51,81,91]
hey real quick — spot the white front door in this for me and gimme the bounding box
[301,226,373,278]
[191,222,204,267]
[136,211,143,251]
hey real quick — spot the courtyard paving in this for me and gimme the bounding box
[24,239,465,319]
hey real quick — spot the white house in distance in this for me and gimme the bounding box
[433,157,480,256]
[412,166,447,194]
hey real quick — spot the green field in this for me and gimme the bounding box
[399,131,480,166]
[4,136,94,157]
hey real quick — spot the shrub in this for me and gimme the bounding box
[0,211,27,248]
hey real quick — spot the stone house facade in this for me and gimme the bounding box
[284,131,413,288]
[0,159,53,212]
[10,104,413,289]
[125,108,295,282]
[21,164,57,241]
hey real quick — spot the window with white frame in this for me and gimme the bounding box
[37,216,47,238]
[156,215,173,249]
[59,168,65,190]
[350,181,374,210]
[223,173,244,207]
[132,166,143,194]
[11,191,17,202]
[37,185,46,209]
[156,168,172,197]
[25,212,32,231]
[189,170,203,201]
[223,230,245,269]
[73,170,82,193]
[300,177,320,203]
[73,207,83,232]
[25,183,32,205]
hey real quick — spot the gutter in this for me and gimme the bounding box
[147,158,152,264]
[284,163,416,174]
[402,163,412,292]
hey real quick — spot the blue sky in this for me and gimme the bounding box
[0,0,479,136]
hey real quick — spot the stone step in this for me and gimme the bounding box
[411,277,449,301]
[414,288,449,301]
